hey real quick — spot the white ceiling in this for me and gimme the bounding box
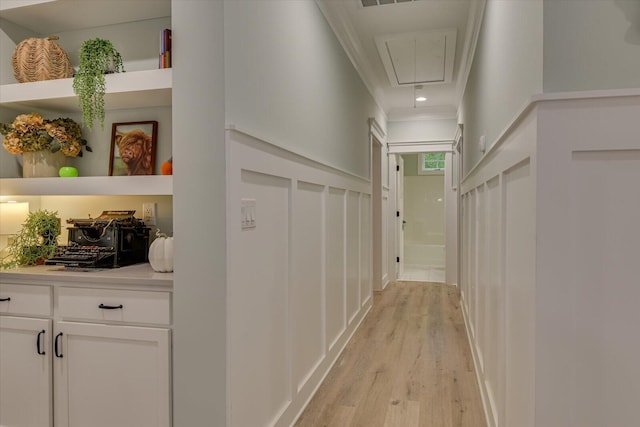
[317,0,485,122]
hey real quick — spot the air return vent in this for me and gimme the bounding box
[361,0,415,7]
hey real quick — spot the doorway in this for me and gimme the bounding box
[397,152,446,282]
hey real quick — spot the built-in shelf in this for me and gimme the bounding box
[0,0,174,199]
[0,68,172,113]
[0,0,171,34]
[0,175,172,196]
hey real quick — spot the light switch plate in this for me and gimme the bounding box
[241,199,256,229]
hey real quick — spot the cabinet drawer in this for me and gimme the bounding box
[57,287,170,325]
[0,284,51,317]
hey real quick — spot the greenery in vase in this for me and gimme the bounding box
[1,209,61,269]
[72,38,125,131]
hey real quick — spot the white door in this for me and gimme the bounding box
[0,316,52,427]
[54,321,171,427]
[396,155,404,278]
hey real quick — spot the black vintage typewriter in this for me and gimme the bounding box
[46,210,150,269]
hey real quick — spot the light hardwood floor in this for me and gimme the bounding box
[294,281,486,427]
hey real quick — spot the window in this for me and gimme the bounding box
[419,152,445,174]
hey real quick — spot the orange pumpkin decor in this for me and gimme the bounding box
[161,158,172,175]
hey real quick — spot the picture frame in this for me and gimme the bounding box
[109,121,158,176]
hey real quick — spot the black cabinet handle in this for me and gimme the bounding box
[0,297,10,302]
[54,332,63,358]
[98,304,124,310]
[37,330,46,355]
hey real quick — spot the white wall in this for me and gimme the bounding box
[543,0,640,92]
[459,0,543,176]
[403,174,444,246]
[224,0,385,180]
[226,129,372,427]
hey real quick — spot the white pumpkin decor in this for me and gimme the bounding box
[148,229,173,272]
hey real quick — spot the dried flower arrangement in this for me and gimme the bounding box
[0,112,90,157]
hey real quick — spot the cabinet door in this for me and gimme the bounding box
[53,322,171,427]
[0,316,52,427]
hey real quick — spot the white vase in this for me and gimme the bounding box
[22,150,65,178]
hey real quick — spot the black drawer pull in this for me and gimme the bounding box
[54,333,63,358]
[37,330,46,355]
[99,304,124,310]
[0,297,10,302]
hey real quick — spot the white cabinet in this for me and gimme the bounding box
[53,321,171,427]
[0,279,172,427]
[0,316,52,427]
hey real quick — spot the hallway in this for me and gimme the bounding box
[294,281,486,427]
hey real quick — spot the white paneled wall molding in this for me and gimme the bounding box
[460,89,640,427]
[226,129,373,427]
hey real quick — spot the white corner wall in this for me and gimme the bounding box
[461,91,640,427]
[226,129,372,427]
[172,1,227,427]
[543,0,640,92]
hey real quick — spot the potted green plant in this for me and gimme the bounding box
[72,38,125,131]
[1,209,61,269]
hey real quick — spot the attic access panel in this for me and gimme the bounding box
[375,29,457,87]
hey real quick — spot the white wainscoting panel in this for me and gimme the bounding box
[381,189,389,288]
[360,193,372,307]
[568,150,640,427]
[534,94,640,427]
[226,129,373,427]
[292,181,325,393]
[326,187,347,350]
[485,175,504,426]
[346,191,361,324]
[502,159,535,427]
[460,106,537,427]
[461,93,640,427]
[231,170,292,427]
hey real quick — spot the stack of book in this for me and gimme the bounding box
[159,28,172,68]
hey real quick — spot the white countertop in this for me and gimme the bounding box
[0,263,173,289]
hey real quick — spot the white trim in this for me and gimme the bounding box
[453,123,463,152]
[368,117,386,142]
[461,88,640,185]
[388,141,454,154]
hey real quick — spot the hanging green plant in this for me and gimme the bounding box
[1,209,61,269]
[72,38,124,131]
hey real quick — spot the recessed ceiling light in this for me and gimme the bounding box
[416,96,427,102]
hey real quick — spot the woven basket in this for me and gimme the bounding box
[12,36,74,83]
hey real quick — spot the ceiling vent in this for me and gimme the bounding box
[375,29,457,87]
[361,0,415,7]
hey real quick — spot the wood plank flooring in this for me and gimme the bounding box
[294,281,486,427]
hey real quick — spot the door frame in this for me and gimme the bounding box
[388,141,457,284]
[369,118,385,291]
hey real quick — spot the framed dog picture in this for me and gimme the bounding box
[109,121,158,176]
